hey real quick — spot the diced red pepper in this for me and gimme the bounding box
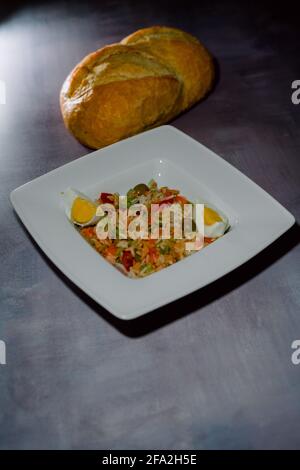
[153,196,176,206]
[106,245,117,257]
[121,250,134,271]
[163,189,174,197]
[149,246,158,263]
[175,195,188,204]
[81,227,95,238]
[153,194,188,207]
[99,192,114,204]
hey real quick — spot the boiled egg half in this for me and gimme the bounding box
[204,204,229,238]
[62,188,99,226]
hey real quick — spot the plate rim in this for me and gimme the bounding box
[10,125,295,320]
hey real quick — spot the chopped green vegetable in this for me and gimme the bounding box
[158,244,171,255]
[140,263,153,274]
[148,179,157,189]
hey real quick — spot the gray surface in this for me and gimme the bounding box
[0,0,300,450]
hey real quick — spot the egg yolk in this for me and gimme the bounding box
[71,198,96,224]
[204,207,222,226]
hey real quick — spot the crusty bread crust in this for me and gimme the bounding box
[60,28,214,149]
[122,26,215,111]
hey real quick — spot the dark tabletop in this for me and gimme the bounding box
[0,0,300,450]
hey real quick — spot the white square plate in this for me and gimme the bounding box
[10,126,295,320]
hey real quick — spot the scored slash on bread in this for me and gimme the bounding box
[60,26,215,149]
[121,26,214,111]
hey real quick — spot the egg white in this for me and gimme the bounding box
[204,203,229,238]
[61,187,100,226]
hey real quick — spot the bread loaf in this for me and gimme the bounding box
[60,27,214,149]
[122,26,214,112]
